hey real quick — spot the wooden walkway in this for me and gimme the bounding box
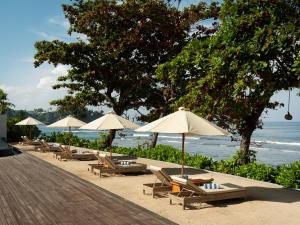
[0,152,176,225]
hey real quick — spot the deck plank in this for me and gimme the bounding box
[0,152,176,225]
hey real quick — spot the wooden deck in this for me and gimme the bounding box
[0,152,176,225]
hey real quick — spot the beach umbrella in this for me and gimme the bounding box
[47,115,86,148]
[135,107,230,176]
[15,117,44,139]
[80,111,140,158]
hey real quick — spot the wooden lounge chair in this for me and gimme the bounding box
[88,155,137,174]
[142,165,173,197]
[58,148,97,161]
[88,163,103,174]
[35,140,62,152]
[143,166,214,198]
[169,177,247,210]
[54,146,77,160]
[97,153,147,177]
[53,145,68,159]
[21,136,42,146]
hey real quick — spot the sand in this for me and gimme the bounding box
[15,144,300,225]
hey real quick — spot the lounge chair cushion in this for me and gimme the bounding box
[149,165,162,171]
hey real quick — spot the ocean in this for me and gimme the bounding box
[38,121,300,166]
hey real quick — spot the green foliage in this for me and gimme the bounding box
[40,132,101,150]
[275,162,300,189]
[0,88,14,114]
[34,0,215,118]
[157,0,300,162]
[7,111,41,142]
[235,163,276,183]
[213,159,240,175]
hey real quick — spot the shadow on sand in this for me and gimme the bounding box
[245,186,300,203]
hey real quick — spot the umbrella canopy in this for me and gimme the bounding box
[80,111,140,130]
[136,107,230,136]
[47,115,86,128]
[47,115,86,149]
[80,111,140,158]
[15,117,44,126]
[15,117,44,139]
[136,107,230,176]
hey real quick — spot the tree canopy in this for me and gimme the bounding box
[0,88,14,114]
[157,0,300,163]
[34,0,216,116]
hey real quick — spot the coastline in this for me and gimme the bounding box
[38,121,300,166]
[14,144,300,225]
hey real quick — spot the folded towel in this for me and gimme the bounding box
[202,183,219,189]
[120,161,131,166]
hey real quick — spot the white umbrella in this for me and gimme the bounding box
[15,117,44,139]
[48,115,86,148]
[136,107,230,176]
[80,111,140,158]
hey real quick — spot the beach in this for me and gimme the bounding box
[15,144,300,225]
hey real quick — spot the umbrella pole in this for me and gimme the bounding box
[29,125,32,140]
[181,133,185,177]
[109,129,113,159]
[69,126,71,150]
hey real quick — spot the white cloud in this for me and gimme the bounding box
[0,65,69,110]
[33,31,60,41]
[48,16,69,29]
[51,64,69,76]
[36,76,56,89]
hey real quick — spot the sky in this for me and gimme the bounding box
[0,0,299,122]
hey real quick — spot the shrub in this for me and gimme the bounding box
[235,163,276,183]
[213,159,239,175]
[275,162,300,188]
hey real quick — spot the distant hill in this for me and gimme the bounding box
[6,108,104,125]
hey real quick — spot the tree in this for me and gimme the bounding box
[157,0,300,163]
[34,0,217,143]
[0,88,14,114]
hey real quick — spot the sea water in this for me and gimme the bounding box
[39,121,300,166]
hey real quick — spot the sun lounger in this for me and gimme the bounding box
[35,140,62,152]
[169,177,247,210]
[142,165,173,197]
[58,148,97,161]
[88,154,137,174]
[97,153,147,177]
[21,136,42,146]
[143,166,214,198]
[88,163,104,174]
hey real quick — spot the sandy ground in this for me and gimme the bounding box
[16,144,300,225]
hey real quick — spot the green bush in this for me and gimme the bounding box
[213,159,239,175]
[235,163,276,183]
[275,162,300,189]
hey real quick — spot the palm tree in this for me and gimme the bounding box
[0,89,14,114]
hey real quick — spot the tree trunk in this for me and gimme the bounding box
[105,129,116,148]
[149,110,166,148]
[239,90,273,164]
[150,133,158,148]
[239,132,252,164]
